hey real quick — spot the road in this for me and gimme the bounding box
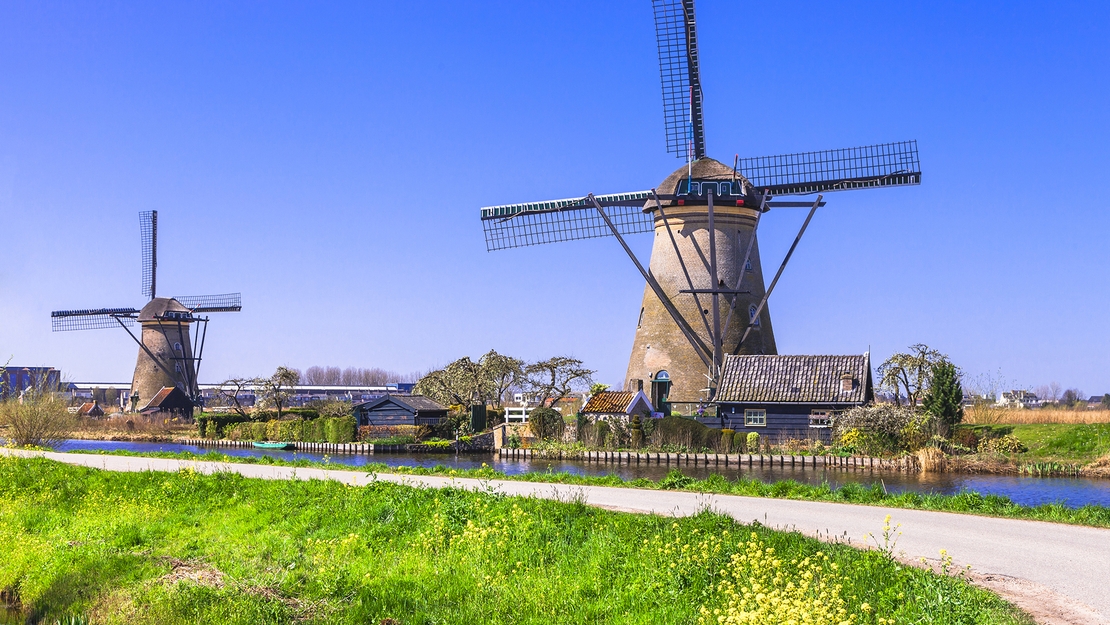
[4,449,1107,624]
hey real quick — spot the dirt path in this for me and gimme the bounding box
[5,449,1107,625]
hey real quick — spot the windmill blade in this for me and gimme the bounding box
[653,0,705,159]
[481,192,655,251]
[140,210,157,298]
[739,141,922,196]
[51,307,139,331]
[173,293,242,313]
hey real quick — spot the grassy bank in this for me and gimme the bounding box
[0,457,1029,625]
[61,449,1110,528]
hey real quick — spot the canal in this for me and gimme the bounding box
[52,439,1110,509]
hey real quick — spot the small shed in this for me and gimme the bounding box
[353,395,448,427]
[582,390,654,423]
[714,354,873,442]
[140,386,195,416]
[76,400,105,418]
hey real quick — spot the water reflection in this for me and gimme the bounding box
[53,440,1110,509]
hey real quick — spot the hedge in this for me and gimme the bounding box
[224,416,356,443]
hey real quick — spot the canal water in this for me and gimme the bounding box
[50,439,1110,509]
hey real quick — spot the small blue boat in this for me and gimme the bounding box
[252,441,295,450]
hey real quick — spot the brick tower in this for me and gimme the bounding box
[130,297,198,407]
[625,158,776,406]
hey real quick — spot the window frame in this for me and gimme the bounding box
[809,410,831,429]
[744,409,766,427]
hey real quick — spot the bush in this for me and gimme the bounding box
[720,429,735,453]
[0,393,74,448]
[325,416,356,443]
[529,408,565,441]
[831,405,925,454]
[952,428,979,450]
[979,434,1027,454]
[746,432,760,452]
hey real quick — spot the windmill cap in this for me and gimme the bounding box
[138,297,193,322]
[653,157,756,208]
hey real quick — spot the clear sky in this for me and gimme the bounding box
[1,1,1107,396]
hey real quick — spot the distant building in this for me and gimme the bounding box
[713,354,873,442]
[998,390,1039,409]
[76,400,105,418]
[1,366,62,400]
[353,395,448,427]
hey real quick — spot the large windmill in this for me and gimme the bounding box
[51,211,242,412]
[479,0,921,408]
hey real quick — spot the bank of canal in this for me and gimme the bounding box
[54,439,1110,509]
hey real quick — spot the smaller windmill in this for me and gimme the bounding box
[51,211,242,412]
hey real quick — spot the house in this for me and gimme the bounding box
[713,354,873,442]
[353,395,448,427]
[581,390,654,423]
[998,390,1039,409]
[1088,395,1109,410]
[76,400,105,418]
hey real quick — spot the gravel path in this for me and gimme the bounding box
[5,449,1108,624]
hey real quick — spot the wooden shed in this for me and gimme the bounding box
[714,354,873,442]
[353,395,448,427]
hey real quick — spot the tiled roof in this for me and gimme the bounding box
[583,391,635,414]
[357,394,447,413]
[716,354,871,404]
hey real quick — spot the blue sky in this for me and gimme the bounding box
[1,1,1107,395]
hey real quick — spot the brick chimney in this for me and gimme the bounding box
[840,373,855,392]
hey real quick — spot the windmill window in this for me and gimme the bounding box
[173,342,182,352]
[744,409,766,427]
[745,259,752,271]
[174,362,182,373]
[637,307,644,329]
[749,306,760,326]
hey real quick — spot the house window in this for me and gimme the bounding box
[749,306,760,326]
[744,409,766,427]
[809,410,830,428]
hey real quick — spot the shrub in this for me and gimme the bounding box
[831,405,923,454]
[0,393,74,448]
[979,434,1027,454]
[529,408,565,441]
[720,429,735,454]
[746,432,760,452]
[952,427,979,450]
[325,416,356,443]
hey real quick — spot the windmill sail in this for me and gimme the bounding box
[653,0,704,159]
[481,191,655,251]
[140,210,157,298]
[739,141,921,196]
[173,293,243,313]
[51,307,139,331]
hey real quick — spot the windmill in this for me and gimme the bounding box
[479,0,921,409]
[51,211,242,412]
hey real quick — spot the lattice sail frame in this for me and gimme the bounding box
[653,0,704,159]
[740,141,921,196]
[173,293,243,313]
[140,210,157,298]
[51,308,139,331]
[481,192,655,252]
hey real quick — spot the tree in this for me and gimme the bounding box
[256,366,300,419]
[877,344,949,407]
[1061,388,1085,408]
[923,361,964,438]
[1102,394,1110,410]
[480,350,524,407]
[589,383,611,395]
[524,356,594,411]
[213,377,255,418]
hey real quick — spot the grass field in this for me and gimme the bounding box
[964,423,1110,462]
[0,456,1032,625]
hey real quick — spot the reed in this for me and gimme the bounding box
[964,407,1110,425]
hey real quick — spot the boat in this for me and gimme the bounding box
[252,441,295,450]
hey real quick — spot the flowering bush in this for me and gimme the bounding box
[831,405,933,454]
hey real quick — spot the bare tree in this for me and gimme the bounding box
[214,377,256,418]
[256,367,300,419]
[0,378,74,448]
[524,356,594,411]
[480,350,524,407]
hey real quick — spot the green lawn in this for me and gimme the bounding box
[965,424,1110,462]
[0,457,1030,625]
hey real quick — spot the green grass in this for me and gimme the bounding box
[0,457,1030,625]
[965,424,1110,462]
[63,448,1110,529]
